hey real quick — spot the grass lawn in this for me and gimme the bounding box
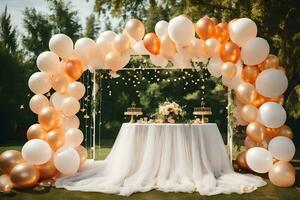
[0,144,299,200]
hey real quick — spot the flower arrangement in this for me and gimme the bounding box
[155,100,186,123]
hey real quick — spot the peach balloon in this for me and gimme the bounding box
[29,94,50,115]
[205,38,220,57]
[36,160,57,180]
[27,124,47,140]
[28,72,52,94]
[195,17,215,40]
[0,174,13,193]
[61,97,80,117]
[64,60,83,81]
[221,62,237,79]
[0,150,24,174]
[215,22,229,44]
[241,104,258,123]
[46,129,65,151]
[67,81,86,100]
[258,54,279,71]
[125,19,145,41]
[236,151,249,170]
[75,145,88,165]
[236,83,257,104]
[105,51,122,72]
[160,35,176,59]
[10,163,39,189]
[244,136,257,149]
[265,127,281,139]
[269,161,295,187]
[220,41,240,63]
[246,122,266,143]
[210,17,218,26]
[241,65,260,84]
[113,34,131,55]
[65,128,84,147]
[278,125,293,139]
[38,107,60,131]
[51,72,71,93]
[143,33,160,55]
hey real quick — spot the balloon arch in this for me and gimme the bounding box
[0,15,296,191]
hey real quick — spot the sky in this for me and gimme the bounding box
[0,0,95,32]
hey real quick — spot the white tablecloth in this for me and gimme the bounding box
[56,123,266,196]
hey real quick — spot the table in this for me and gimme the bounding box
[56,123,266,196]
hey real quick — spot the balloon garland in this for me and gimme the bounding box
[0,15,295,192]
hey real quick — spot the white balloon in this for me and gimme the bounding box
[54,147,80,175]
[268,136,295,161]
[120,52,131,68]
[28,72,51,94]
[150,54,168,67]
[255,69,288,98]
[171,53,191,69]
[29,94,49,114]
[246,147,273,173]
[259,102,286,128]
[61,97,80,116]
[67,81,86,100]
[50,92,66,110]
[36,51,60,72]
[168,15,195,46]
[155,20,169,37]
[22,139,52,165]
[207,56,223,78]
[62,115,80,130]
[241,37,270,65]
[49,34,73,59]
[229,18,257,47]
[205,38,220,57]
[75,37,97,61]
[65,128,84,147]
[132,40,150,55]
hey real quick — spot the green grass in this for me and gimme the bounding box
[0,144,299,200]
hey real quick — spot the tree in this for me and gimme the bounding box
[0,6,17,54]
[85,14,99,39]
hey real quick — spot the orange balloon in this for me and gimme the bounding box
[143,33,160,55]
[236,151,249,170]
[64,60,83,81]
[221,62,237,79]
[195,17,216,40]
[0,150,24,174]
[160,35,176,59]
[38,107,60,131]
[258,54,279,71]
[75,145,88,166]
[278,125,293,139]
[51,72,71,93]
[125,19,145,41]
[251,93,266,107]
[214,22,229,44]
[236,83,257,104]
[265,127,281,139]
[36,160,57,180]
[220,41,240,63]
[27,124,47,140]
[246,122,266,143]
[276,66,286,73]
[46,129,65,151]
[210,17,218,26]
[269,161,295,187]
[244,136,257,149]
[241,65,260,84]
[265,95,285,105]
[10,162,39,189]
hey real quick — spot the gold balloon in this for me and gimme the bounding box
[246,122,266,143]
[265,127,281,139]
[10,163,39,189]
[0,150,24,174]
[240,104,258,123]
[278,125,293,139]
[210,17,218,26]
[258,54,279,71]
[276,65,286,73]
[113,34,131,55]
[27,124,47,140]
[195,17,215,40]
[38,107,60,131]
[64,60,83,81]
[125,19,145,41]
[143,33,160,55]
[242,65,260,84]
[221,62,237,79]
[214,22,229,44]
[232,160,240,171]
[269,161,295,187]
[220,41,240,63]
[251,93,266,107]
[160,35,176,59]
[36,160,57,180]
[244,136,257,149]
[46,129,65,151]
[0,174,13,193]
[50,72,71,93]
[104,51,122,72]
[265,95,285,105]
[236,83,257,104]
[75,145,88,165]
[236,151,249,170]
